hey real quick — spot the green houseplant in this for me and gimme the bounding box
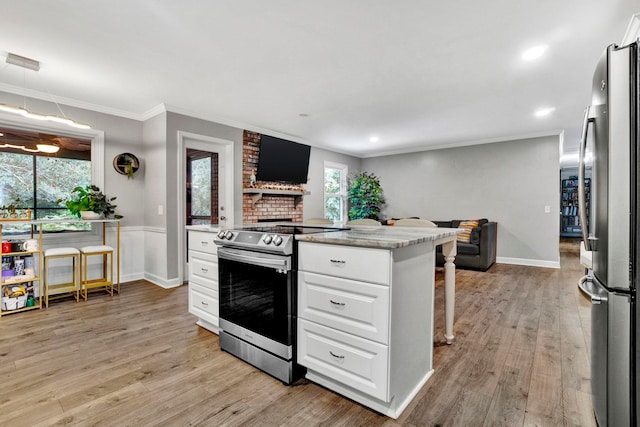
[348,171,385,220]
[60,185,123,219]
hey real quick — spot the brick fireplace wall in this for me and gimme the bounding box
[242,130,304,223]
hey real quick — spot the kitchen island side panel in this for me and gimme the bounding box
[389,241,435,407]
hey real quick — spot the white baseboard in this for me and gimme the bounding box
[120,272,145,283]
[143,272,183,288]
[497,256,560,269]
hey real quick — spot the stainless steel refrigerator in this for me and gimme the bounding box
[578,40,638,426]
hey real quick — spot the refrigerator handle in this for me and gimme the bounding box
[578,275,606,304]
[578,106,596,251]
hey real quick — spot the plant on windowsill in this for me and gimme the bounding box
[348,171,385,221]
[58,185,123,219]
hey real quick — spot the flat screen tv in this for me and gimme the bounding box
[255,135,311,184]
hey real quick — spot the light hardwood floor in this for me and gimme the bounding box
[0,245,595,426]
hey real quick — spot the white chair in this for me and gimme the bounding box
[79,245,114,301]
[394,218,437,228]
[347,218,382,226]
[44,247,80,306]
[306,218,333,224]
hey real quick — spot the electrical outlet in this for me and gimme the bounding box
[544,205,551,213]
[158,205,164,215]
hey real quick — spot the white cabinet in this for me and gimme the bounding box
[298,318,389,401]
[188,230,219,333]
[298,243,390,285]
[297,240,436,419]
[298,271,390,343]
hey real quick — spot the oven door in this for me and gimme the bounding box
[217,247,294,352]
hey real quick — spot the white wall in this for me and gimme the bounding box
[362,136,561,267]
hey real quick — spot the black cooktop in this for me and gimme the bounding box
[241,224,346,235]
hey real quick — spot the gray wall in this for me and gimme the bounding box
[0,91,145,226]
[164,112,244,280]
[142,113,167,229]
[0,90,563,274]
[362,136,561,266]
[304,146,361,220]
[165,112,245,224]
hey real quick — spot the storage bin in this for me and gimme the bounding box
[2,294,27,311]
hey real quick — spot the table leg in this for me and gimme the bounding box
[116,221,120,294]
[441,239,456,344]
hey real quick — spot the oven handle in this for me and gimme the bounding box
[217,247,291,271]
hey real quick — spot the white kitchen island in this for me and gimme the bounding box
[295,226,459,418]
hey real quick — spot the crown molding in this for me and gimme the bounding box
[0,82,146,121]
[160,103,317,147]
[140,103,168,120]
[357,129,564,158]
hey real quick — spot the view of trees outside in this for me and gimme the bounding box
[324,166,343,222]
[190,156,211,225]
[0,152,91,233]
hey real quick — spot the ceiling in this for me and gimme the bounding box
[0,2,637,161]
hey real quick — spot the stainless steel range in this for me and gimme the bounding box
[214,224,343,384]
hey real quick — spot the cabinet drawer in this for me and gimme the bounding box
[298,242,390,285]
[188,231,219,255]
[298,319,389,402]
[298,271,389,344]
[189,251,218,286]
[189,284,219,319]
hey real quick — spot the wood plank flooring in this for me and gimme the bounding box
[0,245,595,426]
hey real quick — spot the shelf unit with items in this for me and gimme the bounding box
[0,221,43,316]
[561,177,590,237]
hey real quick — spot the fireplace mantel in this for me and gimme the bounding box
[243,188,310,207]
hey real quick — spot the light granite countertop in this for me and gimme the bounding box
[295,226,460,249]
[185,223,460,249]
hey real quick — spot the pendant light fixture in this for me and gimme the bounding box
[1,53,91,130]
[0,130,59,153]
[0,142,60,154]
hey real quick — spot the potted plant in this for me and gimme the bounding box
[348,171,385,220]
[59,185,123,219]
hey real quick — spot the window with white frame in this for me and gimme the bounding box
[324,161,348,222]
[0,127,93,234]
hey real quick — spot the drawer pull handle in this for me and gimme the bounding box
[201,241,209,245]
[330,259,346,264]
[329,351,345,360]
[330,299,346,307]
[201,301,208,306]
[201,267,208,273]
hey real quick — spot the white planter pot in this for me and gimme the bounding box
[80,211,101,220]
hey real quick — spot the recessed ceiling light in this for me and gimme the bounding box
[369,136,379,143]
[522,45,548,61]
[535,107,556,117]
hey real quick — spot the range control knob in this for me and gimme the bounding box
[262,234,273,244]
[217,231,227,239]
[273,236,284,246]
[224,231,234,240]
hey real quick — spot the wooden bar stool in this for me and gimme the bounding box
[44,247,80,306]
[79,245,114,301]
